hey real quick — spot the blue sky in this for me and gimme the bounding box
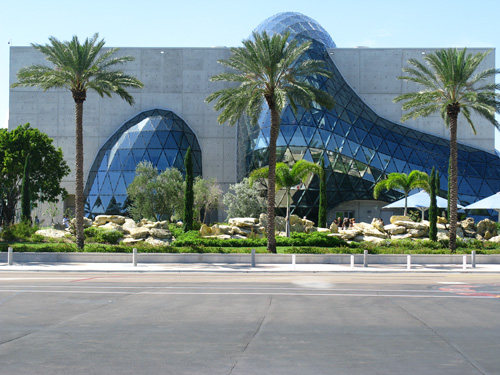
[1,0,499,144]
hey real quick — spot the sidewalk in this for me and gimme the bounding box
[2,262,500,273]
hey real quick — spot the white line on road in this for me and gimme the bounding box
[0,288,498,299]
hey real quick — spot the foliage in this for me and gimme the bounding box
[394,48,500,252]
[223,178,266,220]
[84,227,124,244]
[183,147,194,232]
[127,161,184,222]
[0,124,69,226]
[373,170,429,216]
[21,154,31,223]
[0,221,39,241]
[193,176,221,223]
[12,33,144,249]
[250,160,320,237]
[206,31,335,253]
[428,167,438,241]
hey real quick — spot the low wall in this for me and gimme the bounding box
[1,252,500,265]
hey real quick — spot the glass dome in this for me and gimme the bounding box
[84,109,202,217]
[253,12,336,48]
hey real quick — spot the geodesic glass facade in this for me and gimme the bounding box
[238,13,500,220]
[84,109,202,217]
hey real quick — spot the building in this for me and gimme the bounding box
[8,12,500,224]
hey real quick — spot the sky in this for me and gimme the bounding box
[1,0,499,145]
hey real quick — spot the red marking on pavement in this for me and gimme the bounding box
[71,275,127,282]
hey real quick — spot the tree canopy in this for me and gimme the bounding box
[0,123,70,225]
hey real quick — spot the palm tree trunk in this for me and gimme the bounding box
[286,187,291,238]
[74,97,85,249]
[266,105,280,253]
[404,194,408,216]
[448,108,459,252]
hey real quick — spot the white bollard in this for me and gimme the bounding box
[251,249,256,267]
[363,250,368,267]
[471,251,476,268]
[463,255,467,270]
[407,255,411,270]
[7,247,13,266]
[133,248,137,267]
[350,255,354,269]
[292,254,296,270]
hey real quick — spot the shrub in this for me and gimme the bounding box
[0,222,39,241]
[84,227,124,244]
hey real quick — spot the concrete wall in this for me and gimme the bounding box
[328,47,496,152]
[9,47,236,222]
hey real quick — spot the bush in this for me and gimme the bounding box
[84,227,124,244]
[0,222,39,241]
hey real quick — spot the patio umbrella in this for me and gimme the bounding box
[464,192,500,222]
[383,190,462,220]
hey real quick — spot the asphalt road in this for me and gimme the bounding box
[1,272,499,375]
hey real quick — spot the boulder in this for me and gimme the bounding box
[391,233,413,240]
[484,230,496,241]
[288,214,300,226]
[211,224,232,235]
[122,219,138,234]
[437,223,448,230]
[93,215,126,226]
[230,234,247,240]
[232,226,253,236]
[371,218,385,232]
[216,234,232,240]
[390,215,412,224]
[354,235,386,244]
[228,217,258,228]
[477,219,497,238]
[464,229,476,238]
[437,232,449,241]
[354,222,388,238]
[460,217,475,230]
[200,224,212,237]
[121,237,142,244]
[149,228,172,239]
[275,216,286,232]
[393,220,428,230]
[316,227,330,234]
[303,219,315,229]
[487,235,500,243]
[384,224,406,235]
[329,222,338,233]
[100,222,123,232]
[128,227,150,239]
[145,237,172,246]
[35,229,67,238]
[456,227,464,238]
[408,228,427,238]
[336,229,361,240]
[437,216,448,224]
[291,223,306,233]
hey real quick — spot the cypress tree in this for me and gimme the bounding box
[183,147,194,232]
[21,154,31,223]
[318,157,327,228]
[429,167,437,241]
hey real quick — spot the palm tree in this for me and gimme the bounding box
[249,160,321,237]
[394,48,500,251]
[205,31,334,252]
[12,33,143,249]
[373,171,429,216]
